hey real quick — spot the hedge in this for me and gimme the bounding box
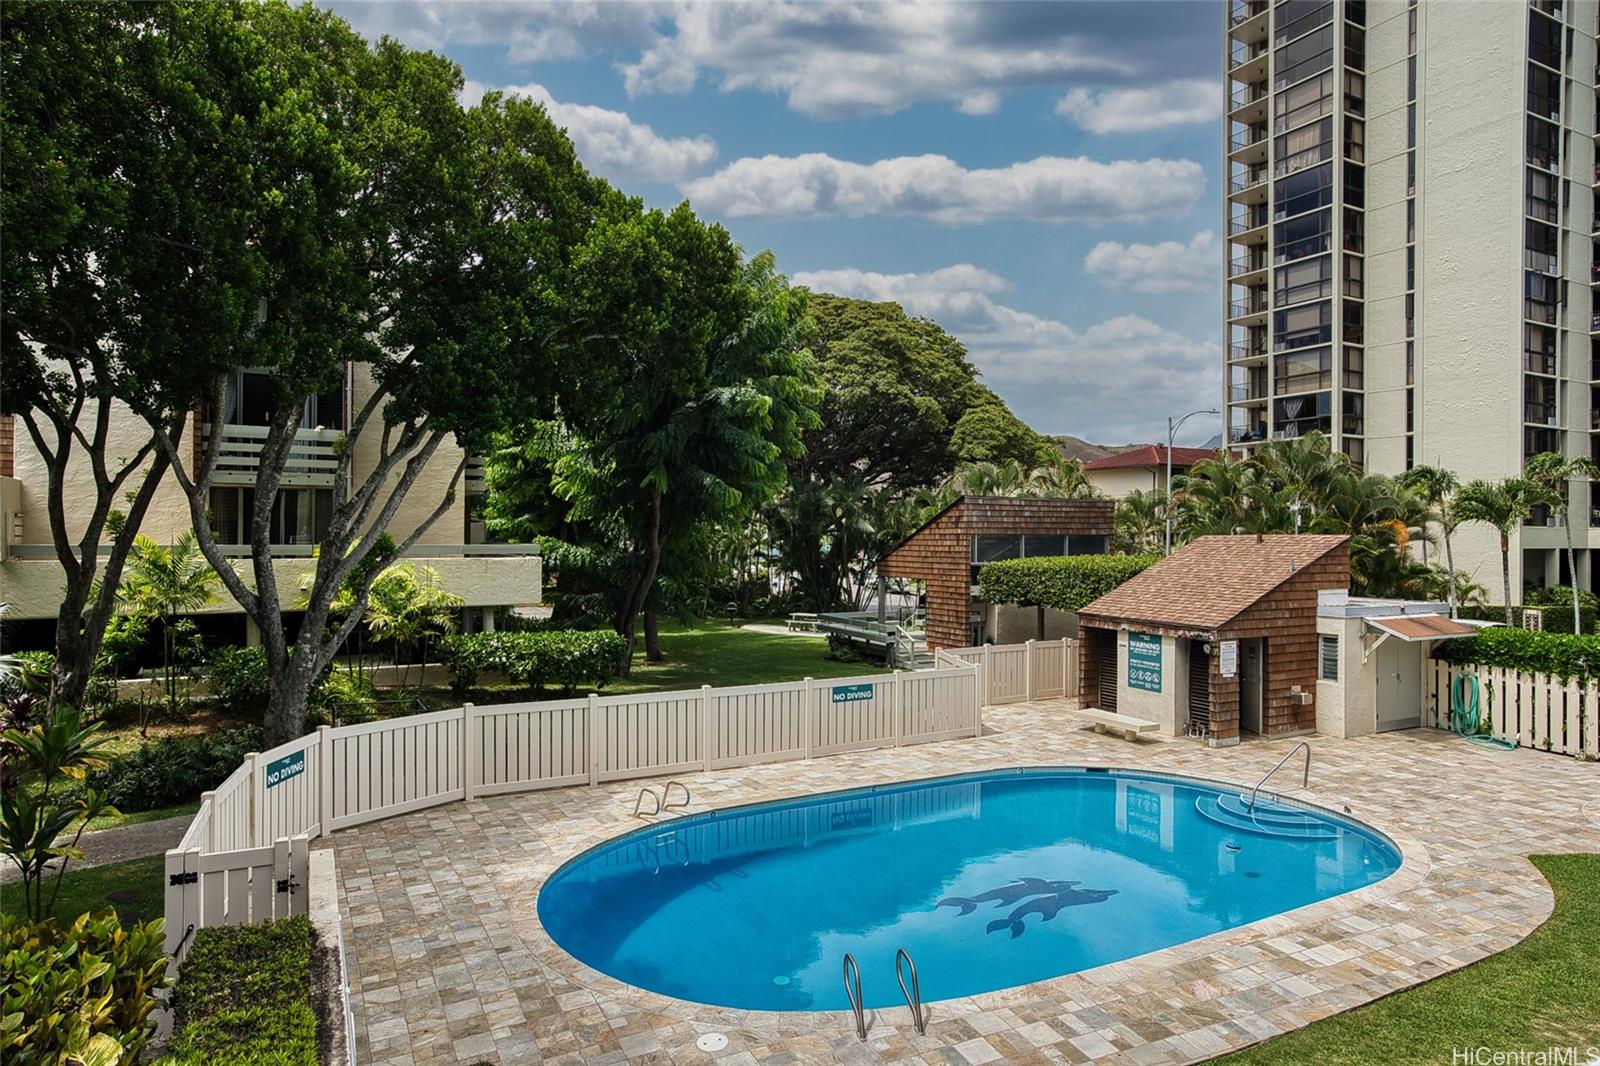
[976,554,1159,613]
[439,629,628,694]
[1433,626,1600,681]
[1457,604,1597,636]
[89,725,265,812]
[1,911,168,1066]
[164,916,317,1066]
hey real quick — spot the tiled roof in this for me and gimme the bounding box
[1078,534,1350,630]
[1082,445,1218,472]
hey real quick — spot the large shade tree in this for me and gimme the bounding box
[2,2,268,708]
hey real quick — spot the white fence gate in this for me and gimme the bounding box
[939,639,1077,706]
[164,666,981,958]
[1428,659,1600,758]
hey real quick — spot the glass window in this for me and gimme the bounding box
[1526,323,1557,375]
[1274,161,1333,220]
[1406,341,1415,386]
[1274,390,1332,436]
[1524,376,1557,425]
[1344,25,1365,70]
[1274,300,1332,352]
[1067,535,1109,556]
[1527,116,1560,170]
[1274,70,1333,133]
[1275,254,1333,306]
[1343,160,1365,206]
[1528,66,1561,120]
[1275,207,1332,263]
[1529,9,1562,70]
[1526,168,1559,221]
[1344,116,1365,162]
[1343,254,1363,299]
[1022,535,1067,558]
[1342,299,1364,345]
[1407,198,1415,241]
[1275,116,1332,176]
[1342,390,1364,435]
[972,535,1021,564]
[1343,207,1364,253]
[1342,345,1364,388]
[1343,70,1365,115]
[1274,0,1333,45]
[1274,346,1332,393]
[1407,56,1416,101]
[1406,245,1414,291]
[1275,24,1334,88]
[1525,219,1559,273]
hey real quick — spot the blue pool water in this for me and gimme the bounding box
[537,768,1400,1010]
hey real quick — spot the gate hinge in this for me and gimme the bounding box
[276,875,299,894]
[169,871,198,886]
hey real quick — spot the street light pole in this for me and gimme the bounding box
[1165,407,1221,556]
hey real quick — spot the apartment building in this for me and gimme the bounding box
[0,367,540,647]
[1224,0,1600,597]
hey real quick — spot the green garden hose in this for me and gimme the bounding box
[1449,674,1518,751]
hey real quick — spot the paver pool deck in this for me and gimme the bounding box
[327,699,1600,1065]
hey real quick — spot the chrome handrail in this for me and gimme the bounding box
[662,780,691,810]
[1247,740,1311,813]
[842,953,866,1041]
[633,787,660,818]
[895,948,925,1035]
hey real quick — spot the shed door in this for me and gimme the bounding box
[1188,640,1211,734]
[1376,638,1421,731]
[1097,632,1119,711]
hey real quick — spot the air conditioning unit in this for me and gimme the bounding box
[1523,607,1545,632]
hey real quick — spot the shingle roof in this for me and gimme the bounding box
[1082,445,1218,472]
[1078,534,1349,630]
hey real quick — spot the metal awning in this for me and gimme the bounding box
[1361,613,1477,661]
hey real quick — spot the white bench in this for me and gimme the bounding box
[787,612,819,633]
[1076,707,1158,742]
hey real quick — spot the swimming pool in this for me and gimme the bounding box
[536,767,1401,1011]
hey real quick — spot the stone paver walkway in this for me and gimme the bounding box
[0,812,193,884]
[326,700,1600,1065]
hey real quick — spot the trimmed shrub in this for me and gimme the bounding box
[1434,625,1600,680]
[89,726,264,812]
[0,910,168,1066]
[976,554,1159,613]
[206,646,271,717]
[312,668,380,725]
[165,915,318,1066]
[439,629,628,694]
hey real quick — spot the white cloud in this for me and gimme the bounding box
[793,264,1216,442]
[1083,231,1220,293]
[462,80,715,183]
[330,2,669,63]
[1056,79,1221,133]
[681,153,1204,223]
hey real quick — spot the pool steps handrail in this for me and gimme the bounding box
[1246,741,1311,814]
[895,947,926,1035]
[842,953,866,1041]
[662,780,691,810]
[633,780,692,819]
[632,787,661,818]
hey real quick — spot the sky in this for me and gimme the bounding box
[328,1,1225,446]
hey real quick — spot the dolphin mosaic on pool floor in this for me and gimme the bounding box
[326,700,1600,1065]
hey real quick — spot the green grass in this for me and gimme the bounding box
[0,853,166,926]
[602,618,887,695]
[79,799,201,833]
[1212,854,1600,1065]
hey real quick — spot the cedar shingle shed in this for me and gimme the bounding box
[880,495,1114,651]
[1076,534,1350,745]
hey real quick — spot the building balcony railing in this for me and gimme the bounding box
[1229,168,1267,194]
[1228,297,1268,318]
[1525,249,1559,274]
[1591,314,1600,332]
[1229,82,1267,110]
[202,423,341,487]
[1229,40,1268,70]
[1230,213,1267,235]
[1229,384,1268,403]
[1229,426,1268,444]
[465,454,488,493]
[1229,343,1267,362]
[1229,255,1267,278]
[1229,0,1267,27]
[1229,127,1267,152]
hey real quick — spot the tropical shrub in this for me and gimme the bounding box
[164,916,318,1066]
[0,910,169,1066]
[206,647,272,717]
[89,726,263,813]
[1434,626,1600,680]
[0,650,53,703]
[311,668,380,726]
[439,630,628,694]
[977,554,1159,613]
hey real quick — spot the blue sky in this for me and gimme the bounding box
[329,1,1225,446]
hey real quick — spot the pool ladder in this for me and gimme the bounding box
[840,948,927,1042]
[632,779,691,818]
[1246,740,1311,814]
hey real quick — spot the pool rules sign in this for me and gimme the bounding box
[1127,633,1162,693]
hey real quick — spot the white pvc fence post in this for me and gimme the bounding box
[892,669,904,747]
[316,726,331,838]
[163,848,188,958]
[463,703,478,800]
[290,834,310,917]
[587,692,601,785]
[1025,639,1035,700]
[700,685,713,771]
[982,644,993,706]
[246,751,262,847]
[200,790,217,853]
[802,677,814,759]
[273,837,291,919]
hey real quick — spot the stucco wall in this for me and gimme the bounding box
[1113,629,1186,737]
[1084,467,1160,500]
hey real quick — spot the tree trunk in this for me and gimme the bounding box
[1443,525,1457,617]
[263,652,322,748]
[1500,533,1513,627]
[1566,510,1582,633]
[644,607,662,662]
[612,486,664,678]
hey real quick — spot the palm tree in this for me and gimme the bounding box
[120,532,220,717]
[332,564,463,693]
[1114,489,1166,554]
[1453,478,1552,625]
[1524,451,1600,633]
[1395,465,1461,615]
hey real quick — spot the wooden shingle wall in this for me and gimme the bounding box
[881,496,1114,650]
[0,415,12,478]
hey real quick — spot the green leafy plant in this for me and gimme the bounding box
[88,727,263,814]
[0,706,115,920]
[1434,626,1600,681]
[205,647,271,718]
[165,916,318,1066]
[312,669,380,726]
[0,910,169,1066]
[976,554,1159,614]
[439,630,629,695]
[118,532,220,719]
[329,562,462,693]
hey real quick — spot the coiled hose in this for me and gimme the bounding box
[1449,674,1518,750]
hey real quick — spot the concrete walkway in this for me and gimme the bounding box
[739,622,825,638]
[0,812,192,884]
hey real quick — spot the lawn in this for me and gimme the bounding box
[603,618,887,695]
[1212,854,1599,1065]
[1,853,166,926]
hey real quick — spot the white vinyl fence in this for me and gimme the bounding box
[164,666,981,958]
[1428,660,1600,758]
[939,638,1077,706]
